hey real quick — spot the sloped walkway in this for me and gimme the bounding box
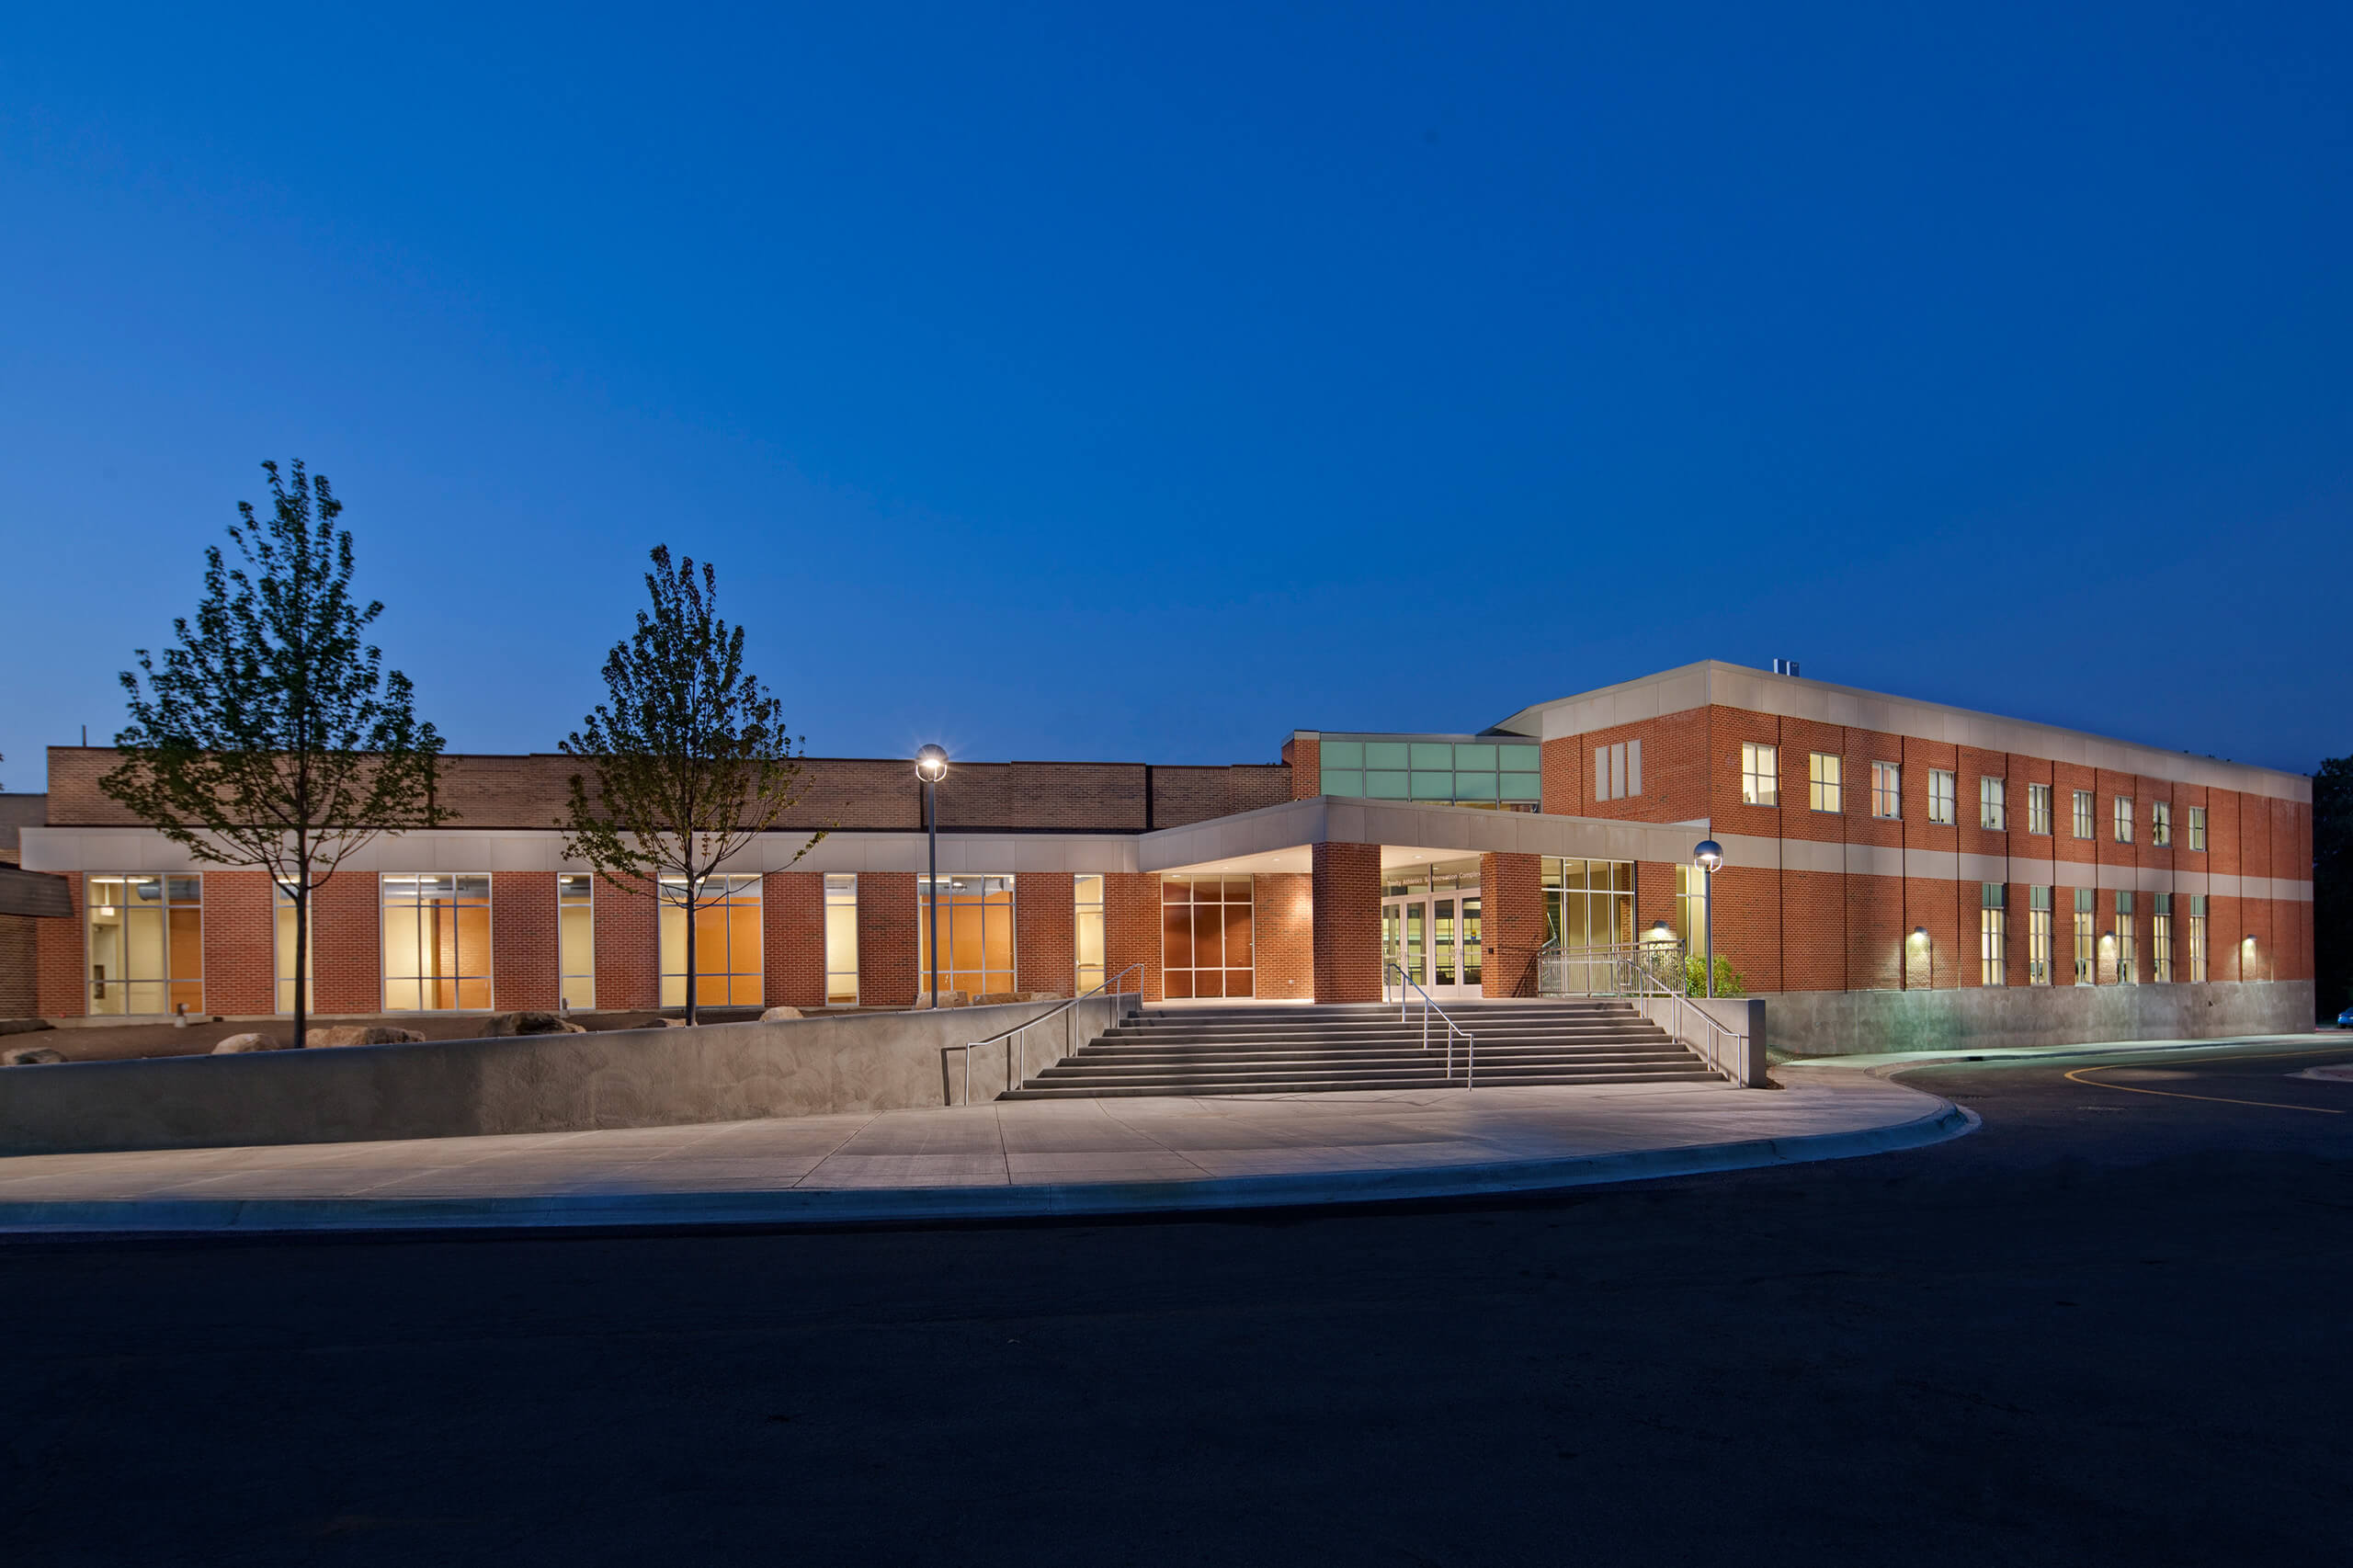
[0,1076,1971,1234]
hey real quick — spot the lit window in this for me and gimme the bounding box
[558,874,596,1011]
[1871,762,1901,819]
[1740,743,1779,807]
[1928,769,1956,825]
[1980,777,2006,831]
[2151,892,2173,983]
[917,874,1017,1000]
[824,873,859,1006]
[274,881,313,1014]
[2027,783,2052,836]
[2188,895,2207,981]
[2114,797,2133,844]
[1074,874,1106,995]
[382,873,492,1012]
[2151,801,2171,847]
[2073,790,2095,840]
[1809,752,1843,812]
[85,874,203,1017]
[660,873,763,1009]
[1162,876,1253,999]
[2027,886,2052,985]
[2188,805,2207,853]
[2116,891,2137,983]
[1980,883,2006,987]
[2074,888,2095,983]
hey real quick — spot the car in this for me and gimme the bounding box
[2339,1006,2353,1028]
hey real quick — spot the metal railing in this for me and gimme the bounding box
[1385,960,1476,1088]
[1537,939,1688,998]
[1538,940,1749,1084]
[939,963,1143,1106]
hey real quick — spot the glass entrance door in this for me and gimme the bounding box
[1381,889,1481,1001]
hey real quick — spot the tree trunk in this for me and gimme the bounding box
[682,881,698,1028]
[292,871,310,1051]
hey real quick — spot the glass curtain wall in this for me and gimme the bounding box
[1316,737,1542,809]
[659,874,764,1008]
[915,875,1016,999]
[1542,858,1634,994]
[85,874,202,1016]
[824,874,858,1005]
[382,874,492,1011]
[1161,876,1254,998]
[1074,874,1106,994]
[558,874,596,1010]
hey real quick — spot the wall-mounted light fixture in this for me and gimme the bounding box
[1909,926,1928,945]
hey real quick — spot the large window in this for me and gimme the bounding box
[2151,801,2172,847]
[2189,895,2208,981]
[824,874,858,1006]
[275,881,312,1014]
[2027,783,2052,836]
[1741,743,1779,807]
[2115,891,2137,983]
[558,874,596,1011]
[916,874,1016,1000]
[2074,889,2095,983]
[85,874,202,1016]
[1871,762,1901,819]
[1544,858,1636,994]
[2028,886,2052,985]
[2188,805,2207,852]
[1809,752,1843,812]
[1981,777,2006,831]
[2114,797,2134,845]
[2151,893,2174,983]
[2073,790,2095,840]
[660,873,763,1008]
[1316,737,1542,809]
[1161,876,1253,999]
[1928,769,1956,825]
[1074,874,1106,994]
[1980,883,2006,987]
[1592,739,1643,803]
[382,873,491,1012]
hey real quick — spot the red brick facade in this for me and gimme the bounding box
[764,870,826,1008]
[1254,870,1313,1000]
[1312,842,1383,1003]
[1480,852,1545,997]
[1015,872,1075,997]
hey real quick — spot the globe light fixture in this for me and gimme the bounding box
[1691,840,1724,997]
[915,745,949,1006]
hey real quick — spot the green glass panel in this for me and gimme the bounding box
[1366,770,1410,799]
[1499,744,1541,773]
[1321,740,1363,769]
[1322,769,1364,798]
[1410,743,1453,769]
[1453,743,1495,770]
[1500,772,1541,801]
[1410,770,1452,798]
[1365,742,1409,769]
[1454,772,1498,800]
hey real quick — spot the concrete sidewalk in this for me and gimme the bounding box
[0,1075,1971,1234]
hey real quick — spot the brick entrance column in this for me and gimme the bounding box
[1311,842,1382,1003]
[1480,851,1544,997]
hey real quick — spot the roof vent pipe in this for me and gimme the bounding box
[1771,658,1802,677]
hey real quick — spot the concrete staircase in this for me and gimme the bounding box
[996,999,1722,1100]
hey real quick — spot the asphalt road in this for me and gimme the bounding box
[5,1037,2351,1566]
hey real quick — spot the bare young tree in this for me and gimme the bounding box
[102,460,449,1048]
[559,546,823,1024]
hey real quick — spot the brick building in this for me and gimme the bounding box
[9,662,2315,1053]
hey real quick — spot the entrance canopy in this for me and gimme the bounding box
[1137,797,1705,879]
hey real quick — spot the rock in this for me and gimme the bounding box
[308,1025,426,1048]
[758,1006,804,1022]
[2,1045,66,1065]
[211,1032,293,1054]
[0,1017,57,1038]
[483,1011,587,1037]
[912,989,970,1009]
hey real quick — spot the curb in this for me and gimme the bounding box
[0,1093,1977,1237]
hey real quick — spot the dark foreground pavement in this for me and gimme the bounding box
[5,1039,2351,1566]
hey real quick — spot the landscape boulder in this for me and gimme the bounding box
[0,1017,57,1038]
[2,1045,66,1066]
[758,1006,804,1022]
[911,990,971,1009]
[211,1032,293,1054]
[308,1025,426,1048]
[483,1011,587,1038]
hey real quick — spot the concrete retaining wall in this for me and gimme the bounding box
[1767,981,2313,1058]
[0,995,1136,1158]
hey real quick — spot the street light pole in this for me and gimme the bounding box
[916,745,948,1007]
[1692,839,1723,1000]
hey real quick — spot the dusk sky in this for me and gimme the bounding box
[3,2,2347,784]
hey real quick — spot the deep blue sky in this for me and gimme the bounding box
[3,3,2347,786]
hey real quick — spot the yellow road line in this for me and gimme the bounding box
[2063,1047,2347,1115]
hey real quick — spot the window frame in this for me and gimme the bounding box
[381,871,494,1013]
[1870,761,1901,820]
[85,872,205,1017]
[824,872,859,1006]
[2073,789,2095,840]
[1927,769,1957,826]
[1808,751,1843,813]
[2026,782,2052,836]
[2114,796,2134,845]
[2188,805,2207,853]
[1739,742,1779,808]
[557,872,597,1012]
[1980,777,2006,832]
[2151,801,2171,847]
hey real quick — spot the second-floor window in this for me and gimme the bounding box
[1871,762,1901,819]
[2027,782,2052,835]
[1809,752,1843,812]
[2115,796,2134,844]
[2188,805,2207,852]
[2151,801,2172,846]
[1928,769,1957,825]
[1741,743,1779,807]
[1981,777,2006,831]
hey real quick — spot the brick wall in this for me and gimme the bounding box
[36,873,83,1017]
[1480,852,1544,998]
[202,869,275,1016]
[858,871,918,1008]
[1254,871,1313,1000]
[1016,872,1075,997]
[594,871,660,1012]
[1286,737,1321,800]
[764,870,825,1008]
[310,869,381,1014]
[1103,872,1163,1003]
[490,871,558,1013]
[0,914,35,1018]
[1312,842,1382,1003]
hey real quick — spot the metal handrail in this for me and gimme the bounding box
[1612,952,1750,1085]
[1537,938,1686,997]
[939,963,1144,1106]
[1384,960,1476,1088]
